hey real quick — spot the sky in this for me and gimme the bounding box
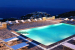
[0,0,75,9]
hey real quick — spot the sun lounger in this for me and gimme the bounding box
[8,21,13,25]
[64,18,69,21]
[15,20,19,24]
[72,37,75,40]
[28,19,31,22]
[21,20,25,23]
[11,42,28,50]
[3,37,18,42]
[62,42,75,50]
[32,19,37,22]
[34,19,37,21]
[39,18,42,20]
[70,19,74,21]
[15,20,20,25]
[6,21,13,25]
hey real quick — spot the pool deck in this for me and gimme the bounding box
[0,19,75,50]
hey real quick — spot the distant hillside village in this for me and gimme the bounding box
[21,11,51,20]
[0,11,75,22]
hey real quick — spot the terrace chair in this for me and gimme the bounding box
[70,19,74,21]
[64,18,69,21]
[34,19,37,21]
[6,21,13,25]
[39,18,42,20]
[3,37,18,42]
[62,42,75,50]
[11,42,29,50]
[27,19,31,22]
[72,37,75,40]
[8,21,13,25]
[15,20,20,24]
[21,20,25,23]
[33,19,37,22]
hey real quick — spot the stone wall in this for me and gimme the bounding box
[0,22,7,29]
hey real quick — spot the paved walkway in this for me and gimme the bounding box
[0,19,69,50]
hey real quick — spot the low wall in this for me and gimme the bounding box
[0,22,7,29]
[42,16,55,20]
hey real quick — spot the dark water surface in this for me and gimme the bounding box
[0,7,75,19]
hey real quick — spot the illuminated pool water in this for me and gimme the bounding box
[17,23,75,46]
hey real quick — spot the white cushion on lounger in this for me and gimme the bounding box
[16,20,19,23]
[64,18,69,20]
[21,20,25,22]
[4,37,18,42]
[9,21,13,24]
[28,19,31,22]
[71,19,74,21]
[39,18,42,20]
[34,19,37,21]
[62,42,75,50]
[72,37,75,40]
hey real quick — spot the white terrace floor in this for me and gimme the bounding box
[1,19,75,50]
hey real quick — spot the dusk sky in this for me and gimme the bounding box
[0,0,75,9]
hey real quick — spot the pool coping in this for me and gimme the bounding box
[18,23,75,31]
[12,30,75,49]
[17,23,60,31]
[11,23,75,49]
[11,31,47,50]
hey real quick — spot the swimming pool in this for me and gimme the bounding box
[17,23,75,46]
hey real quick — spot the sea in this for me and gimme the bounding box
[0,7,75,19]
